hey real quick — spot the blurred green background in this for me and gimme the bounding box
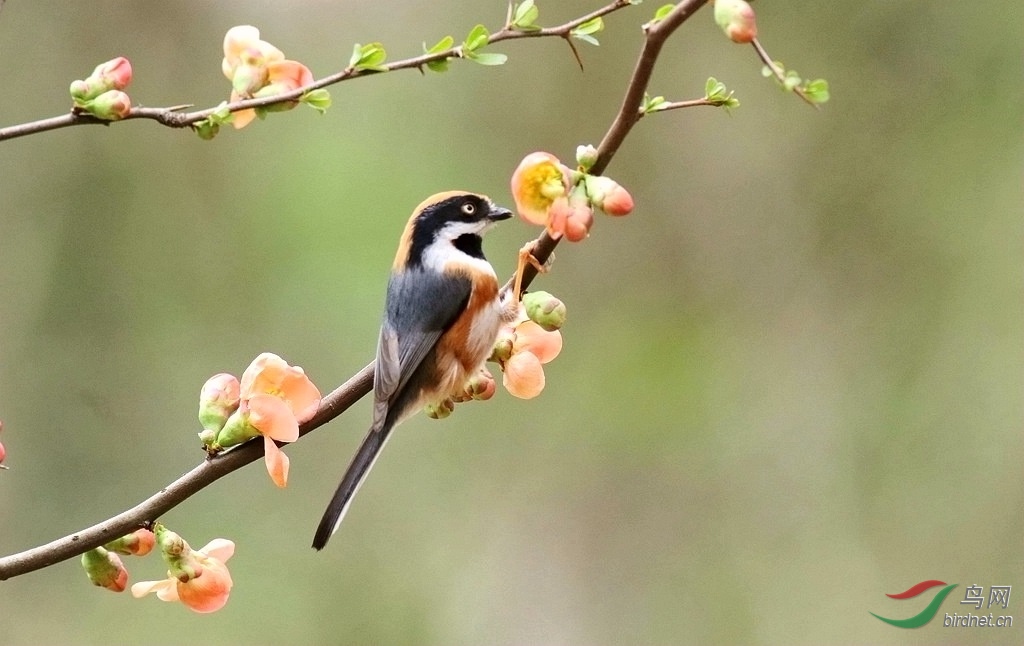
[1,1,1020,644]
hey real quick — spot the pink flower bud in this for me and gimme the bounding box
[92,57,133,91]
[563,207,593,242]
[83,90,132,120]
[106,528,156,556]
[199,373,241,434]
[0,440,5,465]
[714,0,757,44]
[463,368,496,401]
[585,175,634,216]
[601,183,634,216]
[81,548,129,592]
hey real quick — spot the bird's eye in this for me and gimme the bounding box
[461,202,476,215]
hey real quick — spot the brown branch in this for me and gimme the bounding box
[505,0,710,293]
[0,1,636,143]
[0,0,710,581]
[0,364,374,581]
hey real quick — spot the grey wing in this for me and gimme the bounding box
[371,269,472,430]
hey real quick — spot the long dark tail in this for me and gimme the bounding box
[312,424,394,550]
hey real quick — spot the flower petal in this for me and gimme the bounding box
[513,321,562,363]
[131,577,176,599]
[263,435,290,488]
[198,538,236,564]
[503,351,545,399]
[177,558,233,613]
[511,152,570,226]
[267,60,314,91]
[247,394,300,442]
[239,352,288,397]
[223,26,262,70]
[279,369,321,422]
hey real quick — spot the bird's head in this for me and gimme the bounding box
[395,191,512,270]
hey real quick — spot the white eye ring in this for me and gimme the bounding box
[461,202,476,215]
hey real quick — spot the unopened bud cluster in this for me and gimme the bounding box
[70,57,133,120]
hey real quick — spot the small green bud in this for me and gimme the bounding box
[215,409,259,448]
[80,90,132,120]
[425,398,455,419]
[523,291,567,331]
[575,144,599,171]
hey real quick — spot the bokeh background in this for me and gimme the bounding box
[0,1,1020,644]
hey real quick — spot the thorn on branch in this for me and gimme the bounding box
[564,35,585,72]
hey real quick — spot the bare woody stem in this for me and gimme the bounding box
[0,0,709,581]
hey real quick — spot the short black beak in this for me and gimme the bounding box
[489,205,513,221]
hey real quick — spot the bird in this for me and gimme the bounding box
[313,191,513,550]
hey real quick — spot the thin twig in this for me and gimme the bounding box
[0,0,710,581]
[0,1,635,143]
[639,97,722,117]
[505,0,710,293]
[750,37,818,109]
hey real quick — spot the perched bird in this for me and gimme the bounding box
[313,191,513,550]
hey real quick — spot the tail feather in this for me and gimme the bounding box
[312,424,393,550]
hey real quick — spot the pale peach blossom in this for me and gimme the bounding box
[221,26,314,129]
[132,534,235,614]
[238,352,321,487]
[500,314,562,399]
[510,152,572,226]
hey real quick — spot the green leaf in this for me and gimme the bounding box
[426,58,450,73]
[572,16,604,36]
[193,119,220,140]
[470,51,508,66]
[512,0,540,31]
[803,78,830,103]
[209,101,232,124]
[423,36,454,73]
[464,24,490,52]
[571,16,603,45]
[704,77,726,101]
[652,3,675,23]
[628,0,644,4]
[300,89,332,113]
[349,42,388,71]
[425,35,454,54]
[640,92,669,114]
[783,70,802,91]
